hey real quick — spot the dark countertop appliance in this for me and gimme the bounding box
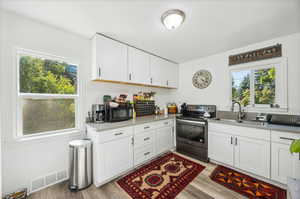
[104,102,133,122]
[267,114,300,126]
[176,104,216,162]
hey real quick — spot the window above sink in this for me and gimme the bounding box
[230,57,288,112]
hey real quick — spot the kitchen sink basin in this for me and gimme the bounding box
[211,118,265,126]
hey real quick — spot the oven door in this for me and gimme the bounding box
[176,119,207,146]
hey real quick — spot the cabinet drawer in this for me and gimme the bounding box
[159,119,173,127]
[134,130,154,149]
[134,119,173,134]
[97,127,133,143]
[209,122,270,141]
[134,123,156,134]
[134,144,154,166]
[271,130,300,144]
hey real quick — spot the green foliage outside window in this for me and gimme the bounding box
[19,55,77,135]
[232,67,276,107]
[19,56,77,94]
[232,70,250,106]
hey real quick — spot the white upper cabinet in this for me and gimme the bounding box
[92,34,178,88]
[150,55,179,88]
[128,47,151,85]
[166,61,179,88]
[92,35,128,82]
[150,55,164,86]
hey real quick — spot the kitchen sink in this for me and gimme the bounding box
[211,118,265,126]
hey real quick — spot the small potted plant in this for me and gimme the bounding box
[288,139,300,199]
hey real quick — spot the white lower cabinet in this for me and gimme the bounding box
[208,131,234,166]
[234,136,270,178]
[88,119,175,187]
[98,137,133,181]
[208,123,271,179]
[271,142,300,184]
[156,126,174,155]
[271,130,300,184]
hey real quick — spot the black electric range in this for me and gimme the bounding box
[176,104,216,162]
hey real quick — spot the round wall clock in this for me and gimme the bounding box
[192,70,212,89]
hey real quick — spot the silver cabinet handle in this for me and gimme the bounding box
[280,137,295,141]
[114,132,123,136]
[164,122,169,125]
[150,78,153,84]
[144,137,150,141]
[231,137,233,145]
[129,73,132,80]
[131,137,134,145]
[144,126,150,129]
[235,137,238,145]
[144,152,150,156]
[167,80,169,86]
[98,67,101,77]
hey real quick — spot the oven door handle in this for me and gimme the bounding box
[176,119,207,126]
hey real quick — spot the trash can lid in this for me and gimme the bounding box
[69,139,92,147]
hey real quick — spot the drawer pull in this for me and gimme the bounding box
[144,152,150,156]
[144,137,150,141]
[279,137,295,141]
[164,122,169,125]
[230,137,233,145]
[144,126,150,129]
[114,132,123,136]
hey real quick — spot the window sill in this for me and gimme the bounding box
[245,106,288,113]
[4,129,84,147]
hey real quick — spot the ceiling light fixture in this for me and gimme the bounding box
[161,9,185,30]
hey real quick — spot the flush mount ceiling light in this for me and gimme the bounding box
[161,9,185,30]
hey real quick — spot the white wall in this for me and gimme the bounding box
[0,10,176,194]
[177,32,300,115]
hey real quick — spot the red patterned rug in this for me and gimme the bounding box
[210,165,286,199]
[116,153,205,199]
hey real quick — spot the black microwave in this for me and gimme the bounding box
[104,103,133,122]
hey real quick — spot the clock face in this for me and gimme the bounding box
[192,70,212,89]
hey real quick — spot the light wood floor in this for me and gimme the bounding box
[29,152,247,199]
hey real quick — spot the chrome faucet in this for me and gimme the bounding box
[231,101,244,123]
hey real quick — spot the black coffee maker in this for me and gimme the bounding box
[92,104,105,123]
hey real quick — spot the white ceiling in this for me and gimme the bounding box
[1,0,300,63]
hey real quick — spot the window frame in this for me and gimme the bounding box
[229,57,288,112]
[15,48,81,138]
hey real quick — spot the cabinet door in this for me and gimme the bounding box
[93,35,128,82]
[271,142,300,184]
[208,131,234,166]
[166,62,179,88]
[100,136,133,183]
[150,55,173,87]
[128,47,151,85]
[234,136,270,178]
[156,126,173,154]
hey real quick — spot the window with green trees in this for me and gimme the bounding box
[231,66,276,108]
[18,51,78,136]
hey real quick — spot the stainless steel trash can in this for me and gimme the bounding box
[69,139,92,191]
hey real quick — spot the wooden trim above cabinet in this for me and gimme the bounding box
[92,79,176,89]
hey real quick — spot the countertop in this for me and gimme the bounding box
[87,114,300,134]
[208,118,300,134]
[87,114,176,132]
